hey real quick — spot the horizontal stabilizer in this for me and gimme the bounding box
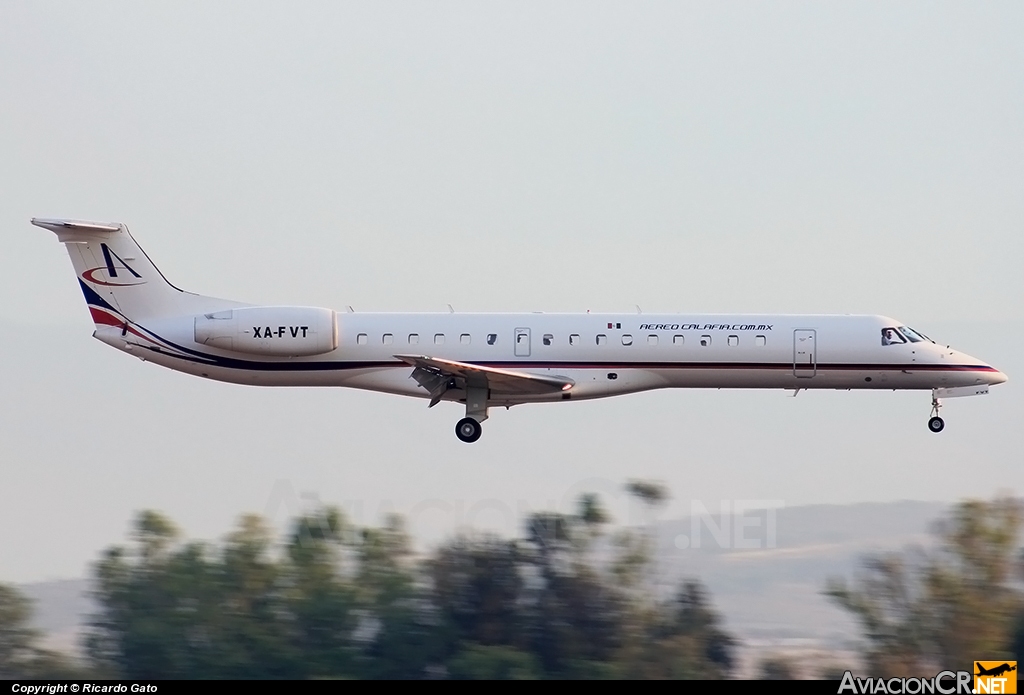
[32,218,122,243]
[32,218,120,232]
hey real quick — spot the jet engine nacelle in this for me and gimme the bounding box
[194,306,338,356]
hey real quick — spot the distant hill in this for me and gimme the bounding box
[18,578,92,657]
[652,499,948,676]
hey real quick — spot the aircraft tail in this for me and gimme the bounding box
[33,218,234,327]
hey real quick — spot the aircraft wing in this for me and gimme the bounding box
[394,354,574,405]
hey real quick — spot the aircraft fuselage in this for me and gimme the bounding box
[35,217,1007,442]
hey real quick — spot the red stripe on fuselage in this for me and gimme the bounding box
[424,361,1001,373]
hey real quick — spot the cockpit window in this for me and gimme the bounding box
[898,326,931,343]
[881,328,906,346]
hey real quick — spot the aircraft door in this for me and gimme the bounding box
[793,329,816,378]
[514,328,531,357]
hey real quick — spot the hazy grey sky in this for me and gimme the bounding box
[1,2,1022,582]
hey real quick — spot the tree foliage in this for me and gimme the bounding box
[828,497,1023,675]
[626,480,669,508]
[83,494,734,679]
[0,583,39,677]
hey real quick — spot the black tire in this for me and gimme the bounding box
[455,417,482,443]
[928,416,945,433]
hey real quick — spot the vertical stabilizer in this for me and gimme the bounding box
[32,218,236,326]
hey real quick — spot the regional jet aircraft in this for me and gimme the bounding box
[35,218,1007,442]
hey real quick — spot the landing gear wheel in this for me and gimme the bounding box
[455,417,482,443]
[928,416,945,433]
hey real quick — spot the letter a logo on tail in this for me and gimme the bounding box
[82,243,146,287]
[101,243,141,279]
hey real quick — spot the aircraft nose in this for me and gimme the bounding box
[956,348,1008,386]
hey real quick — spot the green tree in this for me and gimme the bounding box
[86,491,737,680]
[828,497,1022,675]
[448,643,540,679]
[626,480,669,508]
[286,508,358,678]
[89,506,447,679]
[353,515,443,679]
[623,479,669,588]
[89,510,298,678]
[429,537,524,649]
[431,494,733,679]
[614,580,735,679]
[0,583,40,677]
[578,493,611,528]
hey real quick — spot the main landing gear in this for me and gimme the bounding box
[456,417,482,443]
[928,394,944,433]
[455,384,489,443]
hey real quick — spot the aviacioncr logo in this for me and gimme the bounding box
[82,243,146,287]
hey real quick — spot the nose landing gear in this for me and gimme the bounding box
[924,385,993,433]
[928,395,944,433]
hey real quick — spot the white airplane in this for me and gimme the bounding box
[35,218,1008,442]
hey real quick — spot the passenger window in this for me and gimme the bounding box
[647,335,658,345]
[408,333,419,345]
[673,335,684,346]
[569,334,580,346]
[881,328,906,346]
[486,333,497,345]
[700,335,711,347]
[382,333,394,345]
[622,334,633,346]
[596,334,607,346]
[728,335,739,347]
[755,335,766,347]
[356,333,368,345]
[460,334,471,345]
[542,334,553,346]
[434,333,445,345]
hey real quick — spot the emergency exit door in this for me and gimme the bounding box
[793,329,816,378]
[514,328,531,357]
